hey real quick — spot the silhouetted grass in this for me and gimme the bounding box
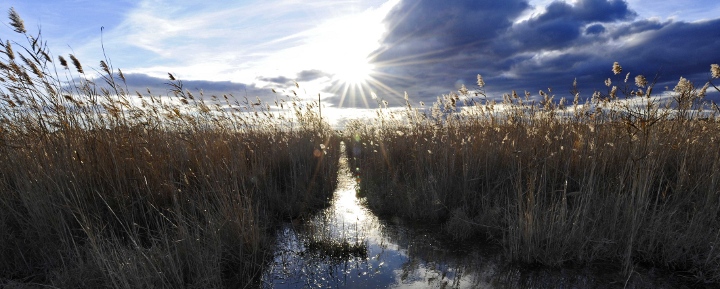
[0,9,340,288]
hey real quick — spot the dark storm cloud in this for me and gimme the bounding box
[383,1,529,44]
[375,0,528,63]
[535,0,635,23]
[369,0,720,106]
[585,24,606,35]
[501,0,635,52]
[606,19,720,85]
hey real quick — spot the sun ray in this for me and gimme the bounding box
[282,0,436,113]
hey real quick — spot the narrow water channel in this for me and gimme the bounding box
[261,144,687,288]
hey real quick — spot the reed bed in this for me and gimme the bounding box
[346,68,720,284]
[0,9,340,288]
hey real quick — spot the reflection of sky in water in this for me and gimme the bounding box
[262,147,685,288]
[262,155,406,288]
[261,154,490,288]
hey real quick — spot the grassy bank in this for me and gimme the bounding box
[0,10,340,288]
[346,70,720,283]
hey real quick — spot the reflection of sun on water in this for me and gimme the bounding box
[333,184,369,222]
[332,155,370,224]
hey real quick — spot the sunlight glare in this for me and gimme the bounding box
[299,1,403,111]
[312,13,383,86]
[251,0,401,119]
[331,54,375,85]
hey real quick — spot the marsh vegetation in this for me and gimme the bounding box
[1,8,719,288]
[345,68,720,286]
[0,9,340,288]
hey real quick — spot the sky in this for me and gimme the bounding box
[2,0,720,123]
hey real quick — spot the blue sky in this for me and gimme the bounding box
[3,0,720,120]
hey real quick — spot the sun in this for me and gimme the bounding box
[309,13,381,87]
[331,55,375,85]
[267,0,401,110]
[305,8,391,108]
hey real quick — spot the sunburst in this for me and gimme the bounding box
[332,55,375,86]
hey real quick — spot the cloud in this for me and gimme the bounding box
[608,18,666,38]
[376,0,528,63]
[585,24,606,35]
[118,73,270,99]
[500,0,635,52]
[535,0,636,23]
[372,0,720,105]
[257,76,293,86]
[297,70,332,82]
[256,69,332,87]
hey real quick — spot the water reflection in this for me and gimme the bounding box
[261,146,682,288]
[262,152,397,288]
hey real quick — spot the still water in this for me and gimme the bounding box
[261,148,685,288]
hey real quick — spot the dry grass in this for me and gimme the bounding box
[0,9,340,288]
[346,67,720,284]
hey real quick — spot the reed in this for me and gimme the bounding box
[0,9,340,288]
[346,66,720,284]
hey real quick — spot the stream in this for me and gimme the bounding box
[260,146,689,288]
